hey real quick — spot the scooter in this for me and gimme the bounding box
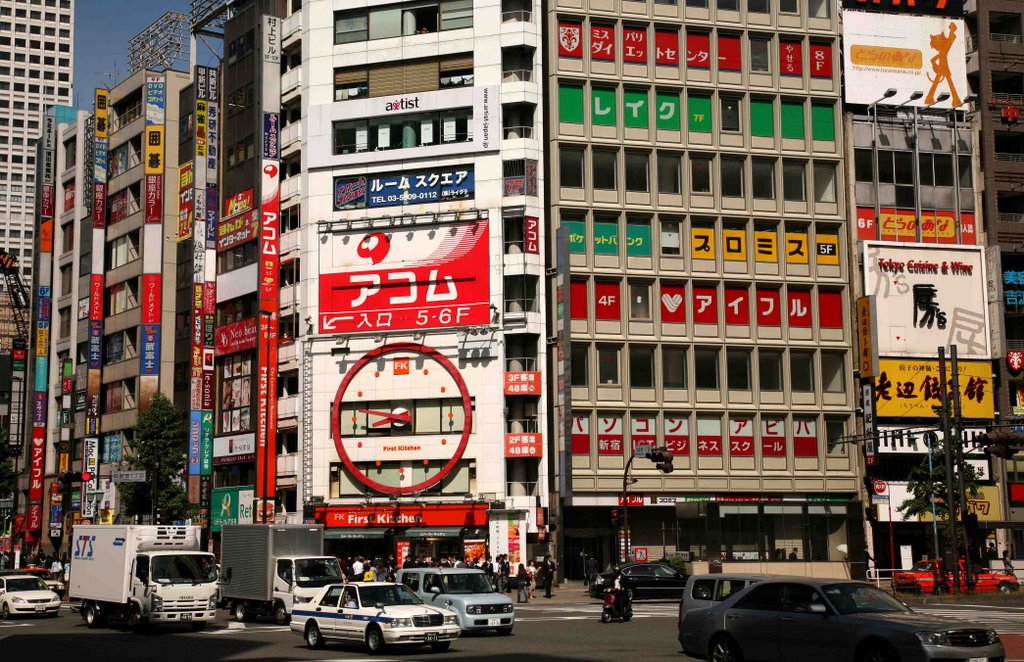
[600,587,633,622]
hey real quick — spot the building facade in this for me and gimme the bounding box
[546,0,859,574]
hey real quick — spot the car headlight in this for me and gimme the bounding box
[12,596,26,604]
[987,629,1001,644]
[389,617,413,628]
[503,603,513,613]
[152,597,163,611]
[293,595,309,604]
[916,631,951,646]
[444,615,458,625]
[208,596,217,609]
[466,605,481,615]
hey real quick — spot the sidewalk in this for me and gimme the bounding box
[502,580,596,606]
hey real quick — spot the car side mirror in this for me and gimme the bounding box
[430,586,441,594]
[808,603,827,615]
[375,602,384,610]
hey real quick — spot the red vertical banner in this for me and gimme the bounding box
[818,290,843,329]
[718,35,742,71]
[787,290,812,328]
[686,32,711,69]
[558,21,583,58]
[959,212,977,245]
[570,280,588,320]
[597,416,624,455]
[756,288,781,327]
[780,40,802,76]
[256,160,280,519]
[93,183,106,229]
[664,416,689,455]
[141,273,161,325]
[571,415,590,455]
[692,286,718,324]
[622,27,648,63]
[655,30,680,66]
[793,418,818,457]
[524,216,539,254]
[594,280,621,320]
[809,43,833,78]
[856,207,877,241]
[145,174,163,224]
[591,24,615,61]
[660,283,686,324]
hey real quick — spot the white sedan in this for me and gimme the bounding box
[0,575,62,619]
[291,582,460,654]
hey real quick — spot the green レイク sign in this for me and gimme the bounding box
[592,88,616,126]
[624,90,648,128]
[656,92,680,131]
[210,485,255,532]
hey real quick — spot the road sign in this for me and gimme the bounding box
[873,479,888,495]
[0,498,13,509]
[632,547,648,562]
[112,470,147,483]
[634,444,652,459]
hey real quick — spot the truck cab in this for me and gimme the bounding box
[130,551,219,625]
[272,556,346,612]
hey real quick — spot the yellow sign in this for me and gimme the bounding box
[816,234,839,266]
[144,126,164,175]
[754,231,777,263]
[784,232,808,264]
[94,88,109,139]
[856,296,878,378]
[691,227,715,260]
[920,486,1002,522]
[722,229,746,261]
[873,359,994,419]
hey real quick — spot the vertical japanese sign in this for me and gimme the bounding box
[140,74,166,411]
[255,15,281,522]
[83,88,109,519]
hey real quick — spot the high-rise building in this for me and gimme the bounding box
[545,0,859,573]
[0,0,75,351]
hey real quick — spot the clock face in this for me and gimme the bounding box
[331,342,473,495]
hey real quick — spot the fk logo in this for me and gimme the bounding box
[74,534,96,559]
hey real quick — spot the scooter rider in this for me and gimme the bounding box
[611,566,629,617]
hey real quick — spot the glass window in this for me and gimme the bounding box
[759,350,783,391]
[958,154,972,187]
[807,505,848,562]
[687,0,708,6]
[334,10,368,44]
[934,153,954,186]
[629,282,651,320]
[571,344,588,387]
[894,151,914,186]
[750,37,771,73]
[661,219,682,255]
[630,346,655,388]
[826,418,847,456]
[368,6,402,39]
[748,0,769,13]
[752,159,775,200]
[658,153,682,194]
[593,149,618,190]
[814,163,837,203]
[727,350,751,391]
[779,0,797,12]
[560,147,584,188]
[691,156,712,193]
[718,0,738,8]
[821,352,845,393]
[625,151,649,192]
[764,507,805,561]
[918,153,934,186]
[663,346,687,389]
[691,579,716,600]
[695,348,719,390]
[790,351,814,392]
[720,504,761,561]
[808,0,830,18]
[783,160,805,202]
[810,103,835,141]
[440,0,473,30]
[720,96,741,132]
[721,157,744,198]
[598,346,620,385]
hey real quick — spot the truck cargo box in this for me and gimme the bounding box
[220,524,324,602]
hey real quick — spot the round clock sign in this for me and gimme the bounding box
[331,342,473,495]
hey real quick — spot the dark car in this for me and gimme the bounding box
[680,577,1005,662]
[589,562,688,600]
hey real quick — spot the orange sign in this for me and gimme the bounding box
[850,45,922,69]
[504,433,543,458]
[504,371,542,395]
[394,358,410,375]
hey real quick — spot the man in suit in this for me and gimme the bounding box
[542,554,557,598]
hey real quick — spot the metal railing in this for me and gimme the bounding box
[993,92,1024,104]
[992,32,1024,44]
[502,125,534,140]
[996,152,1024,163]
[505,356,538,372]
[504,297,538,314]
[1000,212,1024,223]
[502,68,533,83]
[501,9,533,23]
[506,418,539,434]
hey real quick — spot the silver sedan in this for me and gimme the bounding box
[680,577,1004,662]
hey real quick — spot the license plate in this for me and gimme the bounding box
[180,613,192,621]
[487,618,501,626]
[35,605,45,612]
[425,633,438,642]
[968,658,988,662]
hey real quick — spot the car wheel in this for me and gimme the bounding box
[305,622,324,650]
[365,624,385,654]
[626,587,636,602]
[1,603,9,620]
[84,602,102,628]
[858,642,898,662]
[273,601,290,625]
[232,601,248,622]
[190,622,207,632]
[709,635,744,662]
[497,626,513,635]
[998,582,1014,593]
[430,641,452,653]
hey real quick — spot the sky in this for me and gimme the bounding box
[73,0,199,107]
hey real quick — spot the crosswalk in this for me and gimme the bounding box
[915,605,1024,635]
[513,600,679,622]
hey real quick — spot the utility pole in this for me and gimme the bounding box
[949,345,972,591]
[938,347,961,593]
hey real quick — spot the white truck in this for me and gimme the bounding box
[220,524,342,625]
[69,525,218,631]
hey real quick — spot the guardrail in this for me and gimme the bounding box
[993,92,1024,104]
[501,9,533,23]
[992,32,1023,44]
[996,152,1024,163]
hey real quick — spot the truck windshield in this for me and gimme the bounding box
[150,554,218,585]
[294,558,345,588]
[442,572,493,594]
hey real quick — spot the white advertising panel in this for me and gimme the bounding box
[863,242,990,359]
[842,12,968,110]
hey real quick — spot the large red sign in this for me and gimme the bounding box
[558,21,583,58]
[218,209,259,251]
[319,221,490,334]
[661,283,686,324]
[92,182,106,229]
[524,216,539,255]
[141,273,161,325]
[718,35,742,71]
[687,32,711,69]
[317,503,488,528]
[655,30,679,66]
[145,174,162,224]
[504,371,542,395]
[591,24,615,60]
[780,41,802,76]
[729,418,754,457]
[41,184,54,219]
[505,433,542,458]
[622,27,647,63]
[762,418,786,457]
[64,181,76,212]
[216,316,259,355]
[809,43,833,78]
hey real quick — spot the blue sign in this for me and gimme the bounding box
[262,112,280,159]
[333,176,367,210]
[367,167,475,208]
[206,186,218,245]
[93,139,108,182]
[88,320,103,369]
[34,356,48,392]
[140,324,160,376]
[189,410,202,476]
[145,77,165,126]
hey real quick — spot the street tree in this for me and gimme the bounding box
[117,393,193,523]
[898,439,982,523]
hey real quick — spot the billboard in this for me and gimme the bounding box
[855,208,976,246]
[332,166,475,210]
[873,359,994,419]
[210,485,255,532]
[842,13,967,109]
[863,242,989,359]
[840,0,965,16]
[319,220,490,333]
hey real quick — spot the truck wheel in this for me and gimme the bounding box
[84,602,103,628]
[127,604,144,632]
[430,641,452,653]
[232,601,249,622]
[305,622,324,650]
[365,624,385,654]
[273,601,290,625]
[999,582,1015,593]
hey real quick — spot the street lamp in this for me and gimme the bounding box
[620,447,674,563]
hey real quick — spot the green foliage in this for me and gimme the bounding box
[897,440,981,522]
[117,393,194,523]
[658,555,690,576]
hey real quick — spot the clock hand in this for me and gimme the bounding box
[358,409,412,426]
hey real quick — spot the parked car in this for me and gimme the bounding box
[0,568,65,597]
[396,567,514,634]
[0,574,62,619]
[590,562,688,600]
[290,582,460,654]
[677,574,768,646]
[680,577,1004,662]
[893,558,1019,594]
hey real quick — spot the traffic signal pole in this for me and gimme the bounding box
[621,452,637,564]
[938,347,961,593]
[950,345,973,591]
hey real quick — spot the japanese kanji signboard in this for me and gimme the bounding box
[873,359,994,419]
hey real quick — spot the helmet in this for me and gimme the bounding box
[612,565,621,574]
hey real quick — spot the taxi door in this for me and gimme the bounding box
[313,585,345,636]
[337,585,363,641]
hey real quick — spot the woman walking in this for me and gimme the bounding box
[517,564,530,603]
[527,560,538,600]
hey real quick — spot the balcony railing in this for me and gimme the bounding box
[506,356,538,371]
[502,9,533,23]
[1000,212,1024,223]
[993,92,1024,104]
[507,418,540,434]
[506,481,541,497]
[504,297,538,314]
[996,152,1024,163]
[502,68,533,83]
[992,32,1023,44]
[503,125,534,140]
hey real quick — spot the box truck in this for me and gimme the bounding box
[69,525,218,631]
[220,524,341,624]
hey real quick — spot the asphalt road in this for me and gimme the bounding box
[0,600,687,662]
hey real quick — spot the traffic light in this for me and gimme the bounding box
[978,431,1024,459]
[611,508,621,527]
[648,448,675,474]
[59,471,92,488]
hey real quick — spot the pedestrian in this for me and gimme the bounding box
[363,563,376,582]
[495,555,506,593]
[1003,550,1016,577]
[987,543,999,563]
[788,548,799,561]
[542,554,557,598]
[585,555,599,588]
[484,555,495,589]
[527,560,537,599]
[0,552,8,570]
[49,555,63,580]
[517,563,530,603]
[352,556,364,578]
[456,555,470,568]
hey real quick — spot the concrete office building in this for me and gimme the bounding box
[545,0,860,575]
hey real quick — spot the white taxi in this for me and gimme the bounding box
[291,582,460,654]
